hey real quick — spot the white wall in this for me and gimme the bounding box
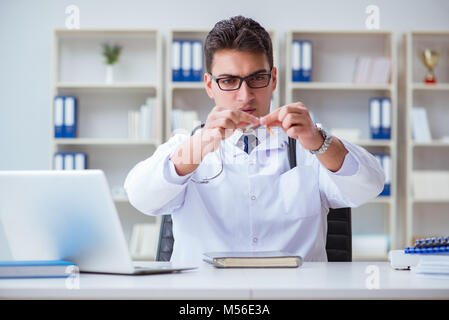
[0,0,448,258]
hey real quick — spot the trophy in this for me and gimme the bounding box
[421,49,440,84]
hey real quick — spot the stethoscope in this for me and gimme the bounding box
[190,127,258,184]
[190,145,224,184]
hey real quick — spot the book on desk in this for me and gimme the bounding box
[203,251,303,268]
[0,260,77,278]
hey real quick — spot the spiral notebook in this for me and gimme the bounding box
[404,236,449,254]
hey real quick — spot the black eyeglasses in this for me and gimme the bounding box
[210,69,273,91]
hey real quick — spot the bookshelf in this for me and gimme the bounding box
[405,31,449,246]
[166,28,280,138]
[285,30,398,260]
[50,29,163,260]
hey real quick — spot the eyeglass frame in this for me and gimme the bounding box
[209,68,273,91]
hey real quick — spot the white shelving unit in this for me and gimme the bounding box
[50,29,163,260]
[285,30,398,260]
[166,28,280,138]
[405,31,449,246]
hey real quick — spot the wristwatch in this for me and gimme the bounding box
[309,126,332,155]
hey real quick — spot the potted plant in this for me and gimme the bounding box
[102,43,122,84]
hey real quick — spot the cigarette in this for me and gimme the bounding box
[244,122,274,136]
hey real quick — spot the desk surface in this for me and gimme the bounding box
[1,262,449,299]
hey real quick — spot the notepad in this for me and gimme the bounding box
[203,251,303,268]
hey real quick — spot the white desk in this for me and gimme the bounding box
[1,262,448,299]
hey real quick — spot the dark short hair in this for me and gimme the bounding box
[204,15,273,74]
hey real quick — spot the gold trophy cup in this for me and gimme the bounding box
[421,49,440,84]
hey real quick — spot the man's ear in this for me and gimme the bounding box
[271,66,277,92]
[204,73,214,99]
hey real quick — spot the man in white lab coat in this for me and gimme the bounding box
[124,16,385,264]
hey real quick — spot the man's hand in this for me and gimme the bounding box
[170,106,260,176]
[201,106,260,154]
[260,102,349,172]
[260,102,324,151]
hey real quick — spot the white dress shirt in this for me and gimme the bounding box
[124,126,385,265]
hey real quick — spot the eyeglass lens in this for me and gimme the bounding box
[218,74,270,91]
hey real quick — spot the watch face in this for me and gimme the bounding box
[310,127,332,155]
[320,128,328,138]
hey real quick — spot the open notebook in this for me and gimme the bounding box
[203,251,303,268]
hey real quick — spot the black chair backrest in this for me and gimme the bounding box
[156,124,352,262]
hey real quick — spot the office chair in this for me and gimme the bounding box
[156,124,352,262]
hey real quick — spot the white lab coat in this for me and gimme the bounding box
[124,126,385,265]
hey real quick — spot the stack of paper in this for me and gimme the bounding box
[128,110,141,139]
[411,107,432,142]
[412,255,449,278]
[413,171,449,199]
[128,97,157,140]
[171,109,201,133]
[353,57,391,84]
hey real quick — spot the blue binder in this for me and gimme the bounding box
[181,40,192,81]
[74,152,87,170]
[172,40,182,82]
[63,96,77,138]
[53,152,64,170]
[369,98,382,139]
[291,40,301,81]
[191,40,203,82]
[299,40,312,82]
[63,153,75,170]
[373,153,391,196]
[53,96,65,138]
[380,98,391,139]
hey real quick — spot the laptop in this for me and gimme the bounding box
[0,170,196,275]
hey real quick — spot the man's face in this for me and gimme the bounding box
[204,49,277,119]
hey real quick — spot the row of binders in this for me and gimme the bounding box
[172,40,203,82]
[291,40,312,82]
[369,97,391,140]
[54,152,87,170]
[54,96,77,138]
[373,154,391,196]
